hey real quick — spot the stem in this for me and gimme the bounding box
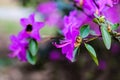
[85,36,98,43]
[38,35,64,44]
[84,35,102,43]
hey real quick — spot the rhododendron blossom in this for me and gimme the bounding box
[74,0,117,15]
[54,11,81,61]
[19,14,44,41]
[37,2,63,28]
[9,35,28,62]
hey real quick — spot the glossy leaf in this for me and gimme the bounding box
[29,39,38,56]
[101,26,111,49]
[80,25,90,38]
[26,50,37,65]
[85,43,98,66]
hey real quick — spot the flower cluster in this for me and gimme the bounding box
[9,0,120,65]
[74,0,118,15]
[53,10,83,61]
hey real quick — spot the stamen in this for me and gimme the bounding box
[76,36,82,43]
[74,36,82,47]
[26,24,33,32]
[107,24,111,32]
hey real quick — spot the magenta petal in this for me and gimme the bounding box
[66,48,73,62]
[53,40,72,48]
[103,4,120,23]
[9,44,17,51]
[33,22,44,29]
[106,0,113,7]
[18,31,30,39]
[10,35,18,43]
[37,2,57,15]
[17,50,27,62]
[9,34,28,62]
[31,31,41,41]
[29,13,35,23]
[62,44,70,54]
[20,18,29,27]
[9,48,20,58]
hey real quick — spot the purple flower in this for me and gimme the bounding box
[53,11,81,61]
[19,14,44,41]
[112,0,120,4]
[9,35,28,62]
[74,0,98,15]
[95,0,113,11]
[63,10,87,34]
[54,28,79,61]
[102,3,120,24]
[74,0,115,15]
[37,2,63,28]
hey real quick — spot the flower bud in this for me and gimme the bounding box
[107,24,111,32]
[74,36,82,47]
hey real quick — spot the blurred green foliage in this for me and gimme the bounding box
[19,0,47,7]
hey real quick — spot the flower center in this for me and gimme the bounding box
[26,24,33,32]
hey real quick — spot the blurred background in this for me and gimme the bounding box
[0,0,120,80]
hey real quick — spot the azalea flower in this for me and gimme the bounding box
[9,35,28,62]
[102,3,120,24]
[74,0,98,15]
[63,10,87,34]
[19,14,44,41]
[74,0,116,15]
[37,2,63,28]
[54,11,81,61]
[54,27,79,61]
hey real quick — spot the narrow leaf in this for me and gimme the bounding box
[101,26,111,49]
[26,50,37,65]
[29,39,38,56]
[72,47,79,62]
[80,25,90,38]
[85,43,98,65]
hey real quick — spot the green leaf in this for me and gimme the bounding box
[26,50,37,65]
[85,43,98,66]
[90,30,97,35]
[112,23,119,30]
[80,25,90,38]
[72,47,79,62]
[101,26,111,50]
[29,39,38,56]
